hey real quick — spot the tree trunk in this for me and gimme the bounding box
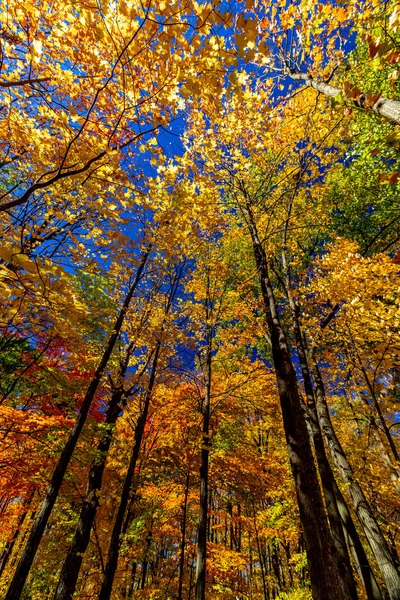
[140,529,153,590]
[303,398,358,598]
[309,358,400,600]
[283,542,294,588]
[98,341,161,600]
[97,269,180,600]
[188,557,195,600]
[284,274,358,599]
[53,342,135,600]
[195,319,212,600]
[252,502,268,600]
[178,471,190,600]
[237,503,242,553]
[0,490,35,578]
[126,561,137,598]
[242,195,352,600]
[306,386,383,600]
[332,477,384,600]
[4,248,150,600]
[286,70,400,124]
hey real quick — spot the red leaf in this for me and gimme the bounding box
[389,171,400,184]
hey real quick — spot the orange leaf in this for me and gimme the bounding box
[388,171,400,184]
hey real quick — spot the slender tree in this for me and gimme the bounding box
[4,248,150,600]
[98,264,182,600]
[194,290,213,600]
[238,188,351,600]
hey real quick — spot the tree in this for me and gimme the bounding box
[2,1,400,598]
[5,245,150,600]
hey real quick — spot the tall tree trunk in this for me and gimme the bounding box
[248,531,254,593]
[303,365,382,600]
[140,528,153,590]
[140,560,148,590]
[98,342,161,600]
[309,358,400,600]
[285,69,400,124]
[332,476,384,600]
[195,319,212,600]
[97,267,181,600]
[242,195,352,600]
[252,502,268,600]
[237,503,242,553]
[0,490,35,578]
[283,542,294,588]
[4,248,150,600]
[282,255,358,599]
[10,508,37,569]
[53,342,135,600]
[178,471,190,600]
[302,393,360,596]
[126,561,137,598]
[272,546,282,591]
[188,557,195,600]
[229,502,234,551]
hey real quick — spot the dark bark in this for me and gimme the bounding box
[0,490,35,578]
[140,560,148,590]
[285,279,358,599]
[307,410,361,598]
[98,341,161,600]
[126,562,137,598]
[98,265,182,600]
[228,501,234,550]
[272,546,282,591]
[309,358,400,600]
[286,70,400,124]
[140,529,153,590]
[194,320,212,600]
[4,248,150,600]
[283,542,294,588]
[0,127,157,213]
[242,196,351,600]
[178,471,190,600]
[188,557,195,600]
[237,503,242,552]
[279,191,383,600]
[304,396,357,597]
[333,477,384,600]
[0,78,51,88]
[253,502,268,600]
[306,386,384,599]
[53,343,135,600]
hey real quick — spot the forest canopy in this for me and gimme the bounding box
[1,1,400,600]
